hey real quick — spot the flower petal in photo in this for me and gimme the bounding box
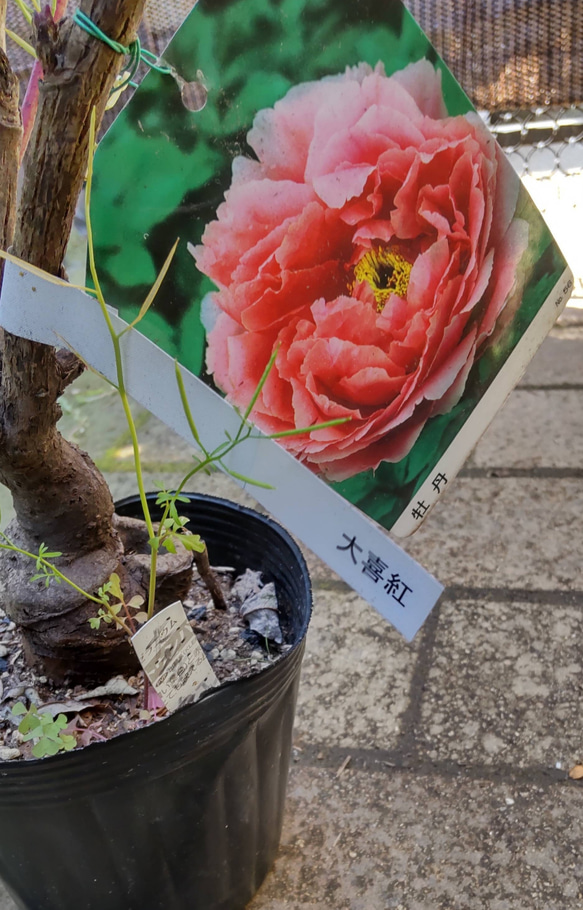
[193,60,529,481]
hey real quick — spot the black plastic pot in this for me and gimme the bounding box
[0,493,312,910]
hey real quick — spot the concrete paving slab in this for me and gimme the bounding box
[519,332,583,388]
[249,765,583,910]
[289,472,583,592]
[417,597,583,770]
[557,306,583,329]
[295,590,418,750]
[0,184,580,910]
[472,389,583,469]
[402,477,583,592]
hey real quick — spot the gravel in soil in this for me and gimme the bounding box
[0,566,290,760]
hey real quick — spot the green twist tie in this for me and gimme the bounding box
[73,10,173,91]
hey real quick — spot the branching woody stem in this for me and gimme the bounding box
[0,0,148,681]
[193,545,228,611]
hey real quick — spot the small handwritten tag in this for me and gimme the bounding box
[131,602,218,712]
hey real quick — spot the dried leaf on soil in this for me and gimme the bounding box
[78,677,139,700]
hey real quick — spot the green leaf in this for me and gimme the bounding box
[89,617,101,630]
[110,601,123,616]
[175,361,203,448]
[120,238,180,334]
[41,739,60,757]
[220,465,274,490]
[21,707,41,729]
[98,580,113,600]
[108,572,124,602]
[11,0,33,27]
[11,702,27,716]
[180,534,206,554]
[127,595,144,609]
[243,345,279,422]
[61,735,77,752]
[267,417,350,439]
[19,716,40,736]
[162,537,177,554]
[6,28,36,59]
[32,741,48,759]
[38,544,62,560]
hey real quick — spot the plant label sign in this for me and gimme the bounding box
[0,0,572,640]
[89,0,572,536]
[131,602,218,711]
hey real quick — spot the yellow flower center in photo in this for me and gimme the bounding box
[354,248,412,312]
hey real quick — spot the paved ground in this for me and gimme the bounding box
[247,306,583,910]
[0,186,582,907]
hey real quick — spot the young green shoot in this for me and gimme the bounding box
[85,108,161,617]
[89,573,147,635]
[6,29,36,57]
[12,703,76,759]
[0,515,142,636]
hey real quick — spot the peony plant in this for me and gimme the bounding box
[0,0,347,700]
[0,0,174,683]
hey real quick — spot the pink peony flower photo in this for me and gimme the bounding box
[192,59,529,482]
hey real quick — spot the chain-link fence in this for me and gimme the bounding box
[484,107,583,177]
[479,108,583,301]
[6,0,583,177]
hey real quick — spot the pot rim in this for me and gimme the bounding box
[0,492,312,786]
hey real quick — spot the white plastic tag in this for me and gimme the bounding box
[131,601,218,712]
[0,263,444,641]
